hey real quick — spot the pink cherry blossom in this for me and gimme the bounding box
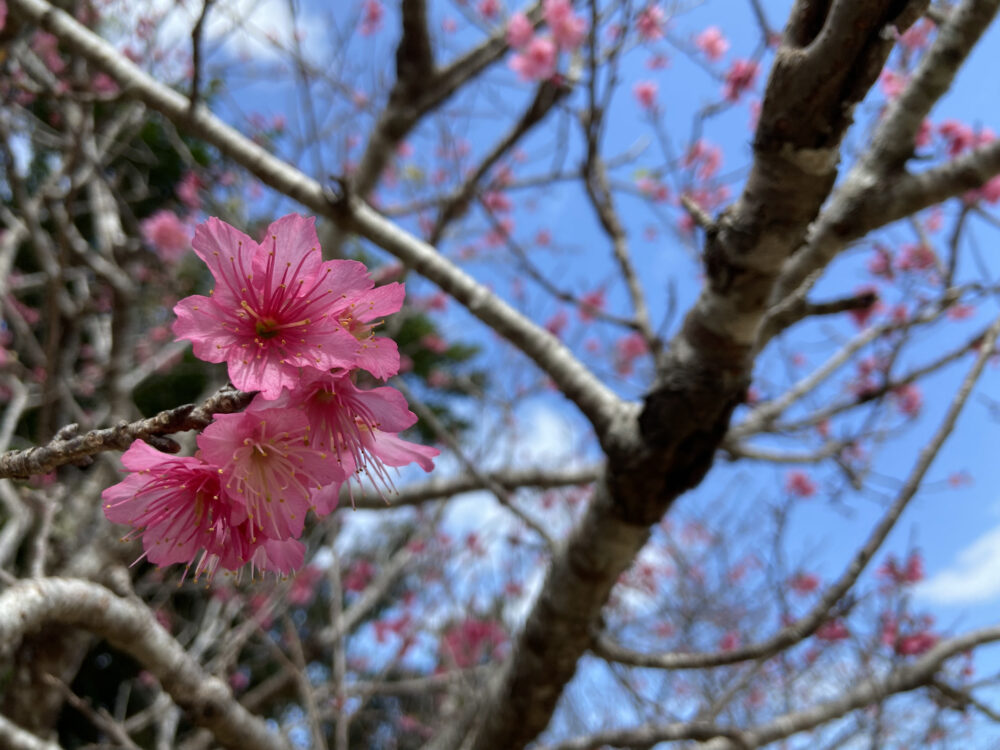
[695,26,729,61]
[899,18,933,51]
[903,552,925,583]
[646,53,669,69]
[784,471,816,498]
[633,80,659,110]
[579,289,605,321]
[32,31,65,74]
[896,631,938,656]
[420,333,448,354]
[684,139,722,181]
[879,69,907,99]
[543,0,586,50]
[946,303,975,320]
[980,175,1000,203]
[723,59,758,101]
[815,619,850,642]
[173,215,366,399]
[197,400,342,540]
[890,384,923,417]
[344,559,376,592]
[478,0,500,19]
[637,176,669,202]
[636,4,666,41]
[545,309,568,337]
[507,11,534,49]
[718,631,740,651]
[847,286,881,328]
[141,210,191,263]
[915,119,933,148]
[483,190,513,212]
[788,572,820,594]
[614,333,648,375]
[442,617,507,668]
[330,279,405,380]
[878,552,925,587]
[896,243,937,272]
[274,370,438,510]
[360,0,384,35]
[176,171,203,211]
[866,244,894,279]
[938,119,974,156]
[288,564,324,605]
[101,441,260,578]
[249,537,306,576]
[510,36,557,81]
[880,615,899,645]
[91,72,119,95]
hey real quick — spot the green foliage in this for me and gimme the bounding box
[132,350,211,417]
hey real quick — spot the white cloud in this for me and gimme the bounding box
[916,525,1000,605]
[510,402,587,469]
[198,0,326,62]
[108,0,325,67]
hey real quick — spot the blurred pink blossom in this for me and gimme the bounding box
[360,0,384,35]
[510,36,557,81]
[723,59,758,101]
[140,210,191,262]
[543,0,586,50]
[633,80,658,110]
[478,0,500,19]
[506,11,534,48]
[636,4,666,41]
[815,619,850,642]
[695,26,729,61]
[785,471,817,498]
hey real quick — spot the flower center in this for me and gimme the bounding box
[255,318,280,338]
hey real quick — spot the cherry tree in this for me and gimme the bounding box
[2,1,1000,748]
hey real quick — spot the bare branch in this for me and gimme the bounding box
[771,0,1000,311]
[188,0,215,110]
[429,78,570,244]
[537,720,739,750]
[554,625,1000,750]
[350,464,601,509]
[708,625,1000,748]
[0,578,294,750]
[0,713,63,750]
[0,386,254,480]
[393,380,556,548]
[349,1,543,199]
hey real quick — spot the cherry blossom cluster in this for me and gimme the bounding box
[103,214,438,580]
[507,0,586,82]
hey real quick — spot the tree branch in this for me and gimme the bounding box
[350,464,600,509]
[0,714,63,750]
[708,624,1000,748]
[349,0,543,200]
[0,386,254,480]
[0,578,293,750]
[770,0,1000,313]
[428,77,570,245]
